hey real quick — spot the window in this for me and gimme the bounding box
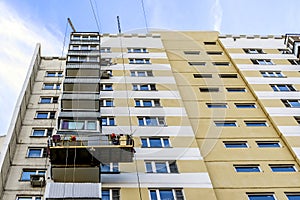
[133,84,156,91]
[234,165,261,172]
[184,51,200,55]
[17,196,42,200]
[101,117,115,126]
[149,189,184,200]
[260,71,284,78]
[207,51,223,55]
[188,62,206,66]
[199,87,219,92]
[206,103,228,108]
[39,96,58,104]
[128,48,147,53]
[100,47,111,53]
[100,99,114,107]
[61,120,98,130]
[295,117,300,124]
[20,169,45,181]
[32,128,53,137]
[245,121,267,127]
[212,62,230,66]
[235,103,256,108]
[130,70,153,77]
[43,83,60,90]
[214,121,237,127]
[278,49,292,54]
[100,163,119,173]
[289,59,300,65]
[204,41,216,45]
[282,99,300,107]
[45,71,63,77]
[141,137,170,148]
[271,84,296,92]
[135,99,160,107]
[251,59,273,65]
[27,148,47,158]
[145,161,178,173]
[193,74,212,78]
[243,49,264,54]
[102,189,120,200]
[101,84,113,91]
[35,111,55,119]
[138,117,165,126]
[285,193,300,200]
[219,74,238,78]
[269,164,296,172]
[223,141,248,148]
[226,88,246,92]
[129,58,150,64]
[247,193,275,200]
[256,141,281,148]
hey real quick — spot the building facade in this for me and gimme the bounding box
[0,31,299,200]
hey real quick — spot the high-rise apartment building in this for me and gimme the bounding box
[0,31,299,200]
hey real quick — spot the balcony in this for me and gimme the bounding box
[285,34,300,58]
[49,134,134,166]
[45,182,101,200]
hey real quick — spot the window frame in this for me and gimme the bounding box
[251,59,273,65]
[133,84,156,91]
[100,99,114,107]
[269,164,296,172]
[207,51,223,55]
[16,196,42,200]
[39,96,58,104]
[45,71,63,77]
[100,84,113,91]
[223,141,248,148]
[271,84,296,92]
[42,83,61,90]
[199,87,219,92]
[285,192,300,200]
[206,103,228,108]
[130,70,153,77]
[260,71,285,78]
[235,103,256,108]
[212,62,230,66]
[244,121,268,127]
[27,147,47,158]
[60,119,99,130]
[256,141,281,148]
[129,58,151,64]
[188,62,206,66]
[247,193,276,200]
[100,163,119,173]
[193,74,212,78]
[101,117,115,126]
[101,189,120,200]
[282,99,300,107]
[214,121,237,127]
[149,188,184,200]
[243,48,264,54]
[20,169,46,181]
[141,137,171,148]
[128,48,148,53]
[226,87,246,92]
[35,111,55,119]
[234,165,261,172]
[219,74,238,78]
[135,99,161,107]
[145,160,178,173]
[31,128,53,137]
[138,116,166,126]
[184,51,200,55]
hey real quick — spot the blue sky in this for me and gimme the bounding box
[1,0,300,134]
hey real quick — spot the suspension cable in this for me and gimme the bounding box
[89,0,102,33]
[117,16,143,200]
[140,0,149,33]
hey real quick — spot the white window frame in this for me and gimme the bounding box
[141,137,171,148]
[129,58,151,64]
[253,59,273,65]
[60,119,99,130]
[45,71,63,77]
[271,84,296,92]
[101,189,120,200]
[39,96,58,104]
[128,48,148,53]
[138,116,166,126]
[31,128,53,137]
[149,189,184,200]
[100,163,119,173]
[282,99,300,107]
[72,34,99,40]
[101,117,115,126]
[130,70,153,77]
[27,147,45,158]
[101,84,113,91]
[260,71,285,78]
[100,47,111,53]
[133,84,156,91]
[244,48,264,54]
[17,196,42,200]
[145,160,178,173]
[42,83,60,90]
[21,169,46,181]
[35,112,55,119]
[68,56,99,62]
[135,99,160,107]
[100,99,114,107]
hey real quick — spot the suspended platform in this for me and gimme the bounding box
[48,134,135,166]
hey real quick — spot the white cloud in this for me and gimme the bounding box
[211,0,223,32]
[0,2,63,134]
